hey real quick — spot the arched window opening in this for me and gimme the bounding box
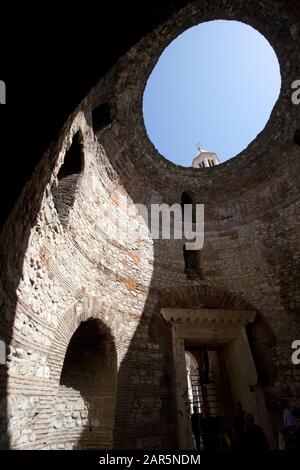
[57,131,84,180]
[92,103,112,134]
[294,128,300,147]
[52,131,84,225]
[52,319,117,450]
[181,191,202,280]
[183,244,201,280]
[181,191,195,224]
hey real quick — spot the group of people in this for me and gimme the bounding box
[191,400,300,451]
[191,402,269,451]
[280,400,300,450]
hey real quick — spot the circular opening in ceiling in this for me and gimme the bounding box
[143,20,281,167]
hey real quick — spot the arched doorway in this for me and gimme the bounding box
[51,318,117,449]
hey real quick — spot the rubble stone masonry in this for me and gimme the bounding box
[0,0,299,450]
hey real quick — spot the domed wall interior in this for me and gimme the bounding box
[0,0,299,450]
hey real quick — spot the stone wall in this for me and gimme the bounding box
[0,0,299,450]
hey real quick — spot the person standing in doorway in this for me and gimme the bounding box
[191,405,201,450]
[281,400,299,450]
[232,402,245,449]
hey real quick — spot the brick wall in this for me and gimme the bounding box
[0,0,299,450]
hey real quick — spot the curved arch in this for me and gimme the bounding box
[36,297,119,450]
[55,318,117,449]
[185,351,198,372]
[159,285,254,311]
[1,0,299,452]
[48,297,119,380]
[181,191,194,208]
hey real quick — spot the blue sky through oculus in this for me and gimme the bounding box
[143,20,281,166]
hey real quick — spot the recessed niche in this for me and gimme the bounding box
[53,130,85,224]
[92,103,112,133]
[294,128,300,147]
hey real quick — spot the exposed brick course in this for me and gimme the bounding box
[0,0,299,450]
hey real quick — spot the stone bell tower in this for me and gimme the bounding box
[192,144,220,168]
